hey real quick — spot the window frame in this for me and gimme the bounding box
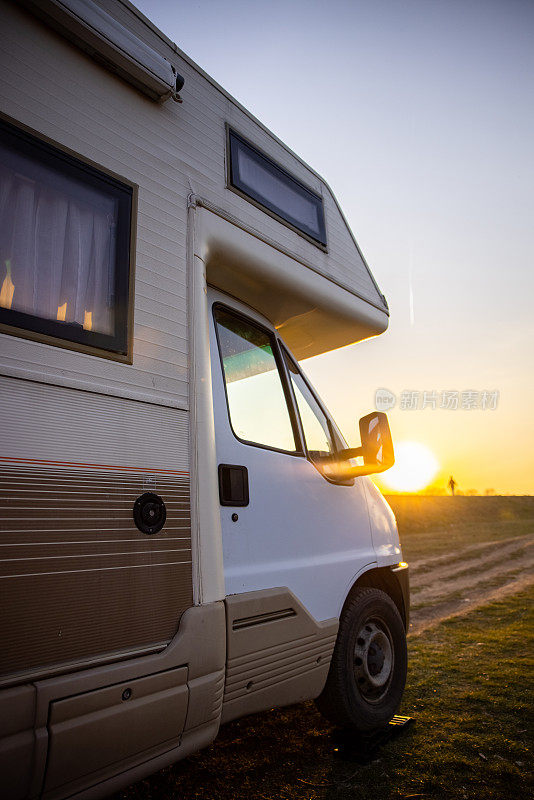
[278,343,355,486]
[0,114,136,363]
[212,302,305,457]
[226,126,328,249]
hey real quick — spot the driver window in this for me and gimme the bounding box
[282,349,336,463]
[214,307,298,453]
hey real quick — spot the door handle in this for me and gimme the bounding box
[218,464,249,506]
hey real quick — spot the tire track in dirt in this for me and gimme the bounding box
[411,538,534,600]
[411,548,534,610]
[409,533,532,574]
[408,571,534,636]
[408,530,534,635]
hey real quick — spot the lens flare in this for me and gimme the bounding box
[380,441,438,492]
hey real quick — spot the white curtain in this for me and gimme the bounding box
[0,156,117,336]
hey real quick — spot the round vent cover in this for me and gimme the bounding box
[133,492,166,535]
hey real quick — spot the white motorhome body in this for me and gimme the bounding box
[0,1,409,798]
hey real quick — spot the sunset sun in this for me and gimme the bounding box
[381,441,439,493]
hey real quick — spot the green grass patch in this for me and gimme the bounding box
[385,496,534,535]
[384,496,534,564]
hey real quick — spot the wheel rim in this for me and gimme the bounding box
[353,617,394,703]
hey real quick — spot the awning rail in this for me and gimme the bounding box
[20,0,184,102]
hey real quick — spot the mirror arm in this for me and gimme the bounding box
[338,446,364,461]
[327,410,394,479]
[333,461,391,479]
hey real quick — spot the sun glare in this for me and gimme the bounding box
[381,441,439,493]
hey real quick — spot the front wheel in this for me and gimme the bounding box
[316,587,407,732]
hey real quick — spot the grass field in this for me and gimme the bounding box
[115,496,533,800]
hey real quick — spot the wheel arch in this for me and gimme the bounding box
[344,566,408,630]
[316,579,408,730]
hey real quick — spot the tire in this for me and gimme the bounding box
[316,587,407,732]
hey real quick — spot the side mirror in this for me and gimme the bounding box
[336,412,395,478]
[359,411,394,471]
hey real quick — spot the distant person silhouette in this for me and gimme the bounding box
[448,476,457,496]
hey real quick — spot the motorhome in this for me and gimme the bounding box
[0,1,409,798]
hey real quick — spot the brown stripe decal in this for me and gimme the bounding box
[0,455,189,475]
[0,462,193,682]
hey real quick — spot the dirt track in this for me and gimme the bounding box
[409,532,534,635]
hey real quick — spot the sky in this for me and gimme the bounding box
[136,0,534,494]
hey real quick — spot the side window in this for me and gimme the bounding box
[282,349,337,464]
[0,119,133,358]
[214,307,298,453]
[227,128,327,247]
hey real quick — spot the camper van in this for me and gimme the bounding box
[0,1,409,797]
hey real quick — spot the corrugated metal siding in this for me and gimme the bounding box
[0,377,192,680]
[96,0,384,303]
[0,376,190,471]
[0,0,384,410]
[0,462,192,680]
[0,2,191,408]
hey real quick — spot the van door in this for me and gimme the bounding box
[208,288,375,623]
